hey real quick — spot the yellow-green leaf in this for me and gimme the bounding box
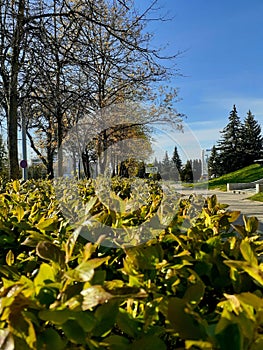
[80,256,110,270]
[227,211,240,223]
[223,293,242,314]
[82,242,96,262]
[241,264,263,286]
[243,216,259,234]
[236,292,263,309]
[16,206,25,222]
[12,180,20,193]
[34,263,56,293]
[185,340,214,349]
[6,250,14,266]
[224,260,263,287]
[240,240,258,266]
[72,262,95,282]
[65,227,80,263]
[36,217,57,232]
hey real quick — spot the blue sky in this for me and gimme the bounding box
[21,0,263,164]
[136,0,263,159]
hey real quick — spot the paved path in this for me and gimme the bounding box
[209,190,263,223]
[172,185,263,228]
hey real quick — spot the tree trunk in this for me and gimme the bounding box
[47,148,54,179]
[8,0,25,180]
[8,93,20,179]
[57,113,64,177]
[82,149,91,179]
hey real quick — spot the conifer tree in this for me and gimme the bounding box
[154,157,159,168]
[241,110,263,167]
[191,159,202,180]
[217,105,243,174]
[208,145,221,177]
[181,160,193,182]
[161,151,171,180]
[171,145,182,180]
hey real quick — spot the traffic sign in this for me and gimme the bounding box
[20,160,28,168]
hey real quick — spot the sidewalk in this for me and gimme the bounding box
[209,190,263,223]
[172,185,263,225]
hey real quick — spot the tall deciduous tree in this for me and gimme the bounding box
[20,0,182,178]
[0,0,26,179]
[23,0,84,178]
[1,0,182,179]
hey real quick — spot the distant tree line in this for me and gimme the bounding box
[0,135,204,182]
[154,147,202,182]
[208,105,263,177]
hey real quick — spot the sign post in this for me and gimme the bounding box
[21,113,28,181]
[145,166,158,174]
[20,159,28,181]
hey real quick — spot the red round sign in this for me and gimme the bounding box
[20,160,28,168]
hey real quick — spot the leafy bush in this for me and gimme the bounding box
[0,178,263,349]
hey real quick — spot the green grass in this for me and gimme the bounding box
[248,192,263,202]
[196,163,263,191]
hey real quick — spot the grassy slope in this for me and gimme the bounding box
[248,192,263,202]
[198,163,263,191]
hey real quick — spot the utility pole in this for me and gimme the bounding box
[201,149,205,176]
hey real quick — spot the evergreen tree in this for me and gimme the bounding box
[217,105,243,174]
[191,159,202,180]
[162,151,170,166]
[241,110,263,167]
[208,145,221,177]
[171,146,182,180]
[181,160,193,182]
[154,157,159,168]
[161,151,171,180]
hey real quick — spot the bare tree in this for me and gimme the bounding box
[0,0,27,179]
[23,0,86,178]
[60,0,182,177]
[0,0,182,179]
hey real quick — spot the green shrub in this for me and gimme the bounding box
[0,179,262,349]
